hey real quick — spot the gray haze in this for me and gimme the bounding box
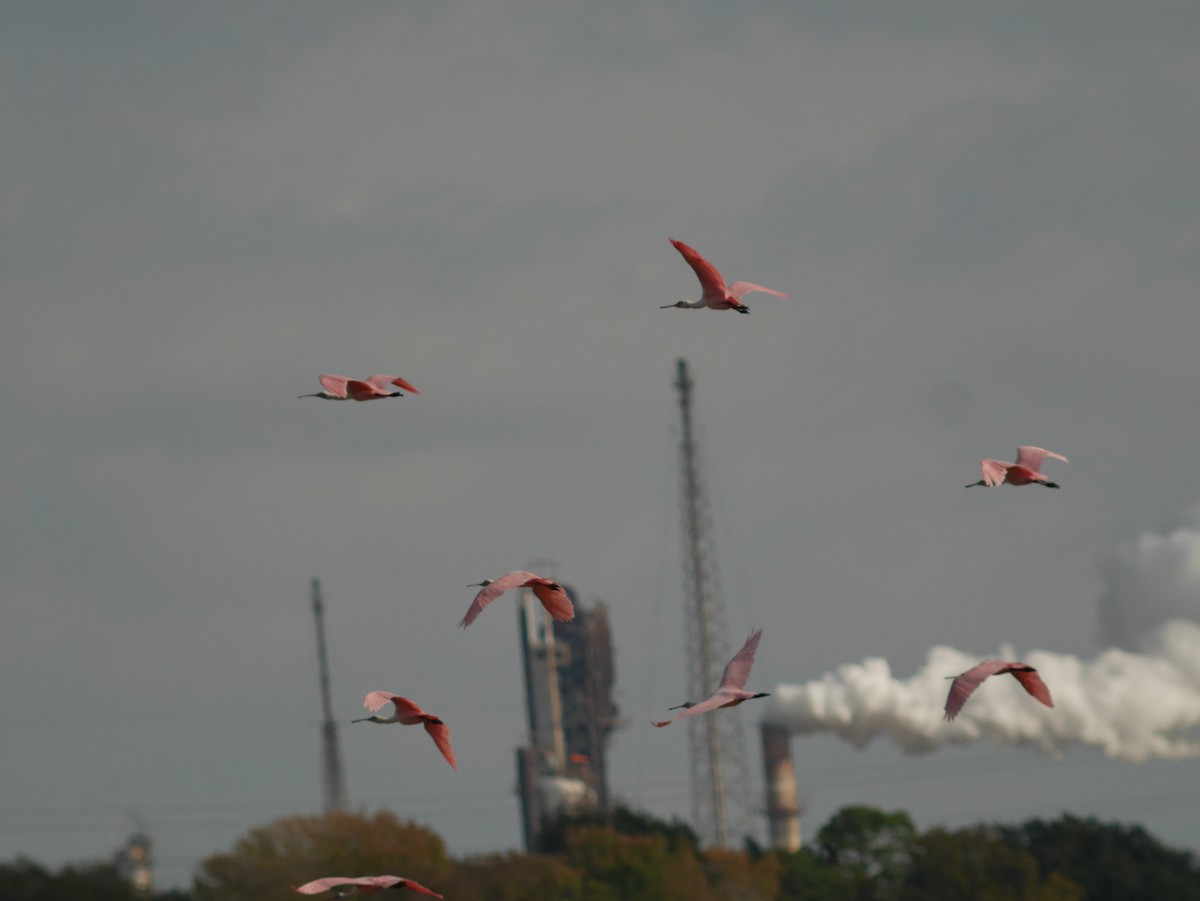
[3,2,1200,889]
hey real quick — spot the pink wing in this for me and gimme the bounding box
[978,458,1010,487]
[366,374,420,396]
[530,581,575,623]
[1014,446,1068,473]
[423,720,459,771]
[670,238,727,302]
[727,281,788,300]
[457,571,538,627]
[944,659,1010,720]
[652,692,730,728]
[719,628,763,692]
[1010,668,1054,709]
[363,692,425,718]
[340,379,381,400]
[293,876,443,897]
[393,878,444,898]
[293,875,394,894]
[318,374,350,398]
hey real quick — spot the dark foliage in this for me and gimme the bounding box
[999,814,1200,900]
[902,827,1083,901]
[536,802,700,855]
[8,804,1200,901]
[0,856,147,901]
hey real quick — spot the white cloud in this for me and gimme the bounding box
[1099,508,1200,648]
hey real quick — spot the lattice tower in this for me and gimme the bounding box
[672,358,753,848]
[311,578,347,812]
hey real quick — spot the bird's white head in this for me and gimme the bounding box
[660,300,690,309]
[351,715,388,724]
[469,579,495,588]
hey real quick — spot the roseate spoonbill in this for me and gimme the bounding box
[300,374,420,401]
[352,693,458,771]
[292,875,443,897]
[660,239,788,314]
[966,446,1067,488]
[458,571,574,628]
[654,629,769,727]
[943,659,1054,721]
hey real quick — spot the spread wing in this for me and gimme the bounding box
[944,659,1009,720]
[1014,446,1068,473]
[1010,668,1054,709]
[719,628,763,692]
[293,875,386,894]
[530,581,575,623]
[392,877,444,898]
[293,875,443,897]
[363,692,425,718]
[978,458,1010,487]
[348,379,393,400]
[396,878,444,898]
[423,720,459,771]
[727,280,788,300]
[458,571,538,627]
[670,238,727,302]
[652,692,728,727]
[366,374,420,395]
[317,374,350,398]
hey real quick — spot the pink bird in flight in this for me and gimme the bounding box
[458,571,574,628]
[300,374,420,401]
[654,628,769,727]
[352,693,458,771]
[292,874,443,897]
[966,446,1068,488]
[943,659,1054,721]
[660,238,788,314]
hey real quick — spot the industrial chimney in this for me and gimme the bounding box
[760,722,802,851]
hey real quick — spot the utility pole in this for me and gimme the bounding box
[673,358,753,848]
[311,577,347,812]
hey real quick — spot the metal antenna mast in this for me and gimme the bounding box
[673,358,752,848]
[311,577,347,812]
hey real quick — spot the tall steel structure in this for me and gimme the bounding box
[311,577,347,813]
[515,567,619,851]
[673,357,753,848]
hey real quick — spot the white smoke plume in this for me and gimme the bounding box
[764,620,1200,762]
[765,515,1200,762]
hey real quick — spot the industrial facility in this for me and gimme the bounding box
[514,579,619,850]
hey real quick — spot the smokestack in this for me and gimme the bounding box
[760,722,801,851]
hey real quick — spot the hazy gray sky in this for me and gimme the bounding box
[3,1,1200,889]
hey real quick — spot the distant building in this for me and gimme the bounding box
[113,829,153,896]
[515,583,619,850]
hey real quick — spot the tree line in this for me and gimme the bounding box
[4,803,1199,900]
